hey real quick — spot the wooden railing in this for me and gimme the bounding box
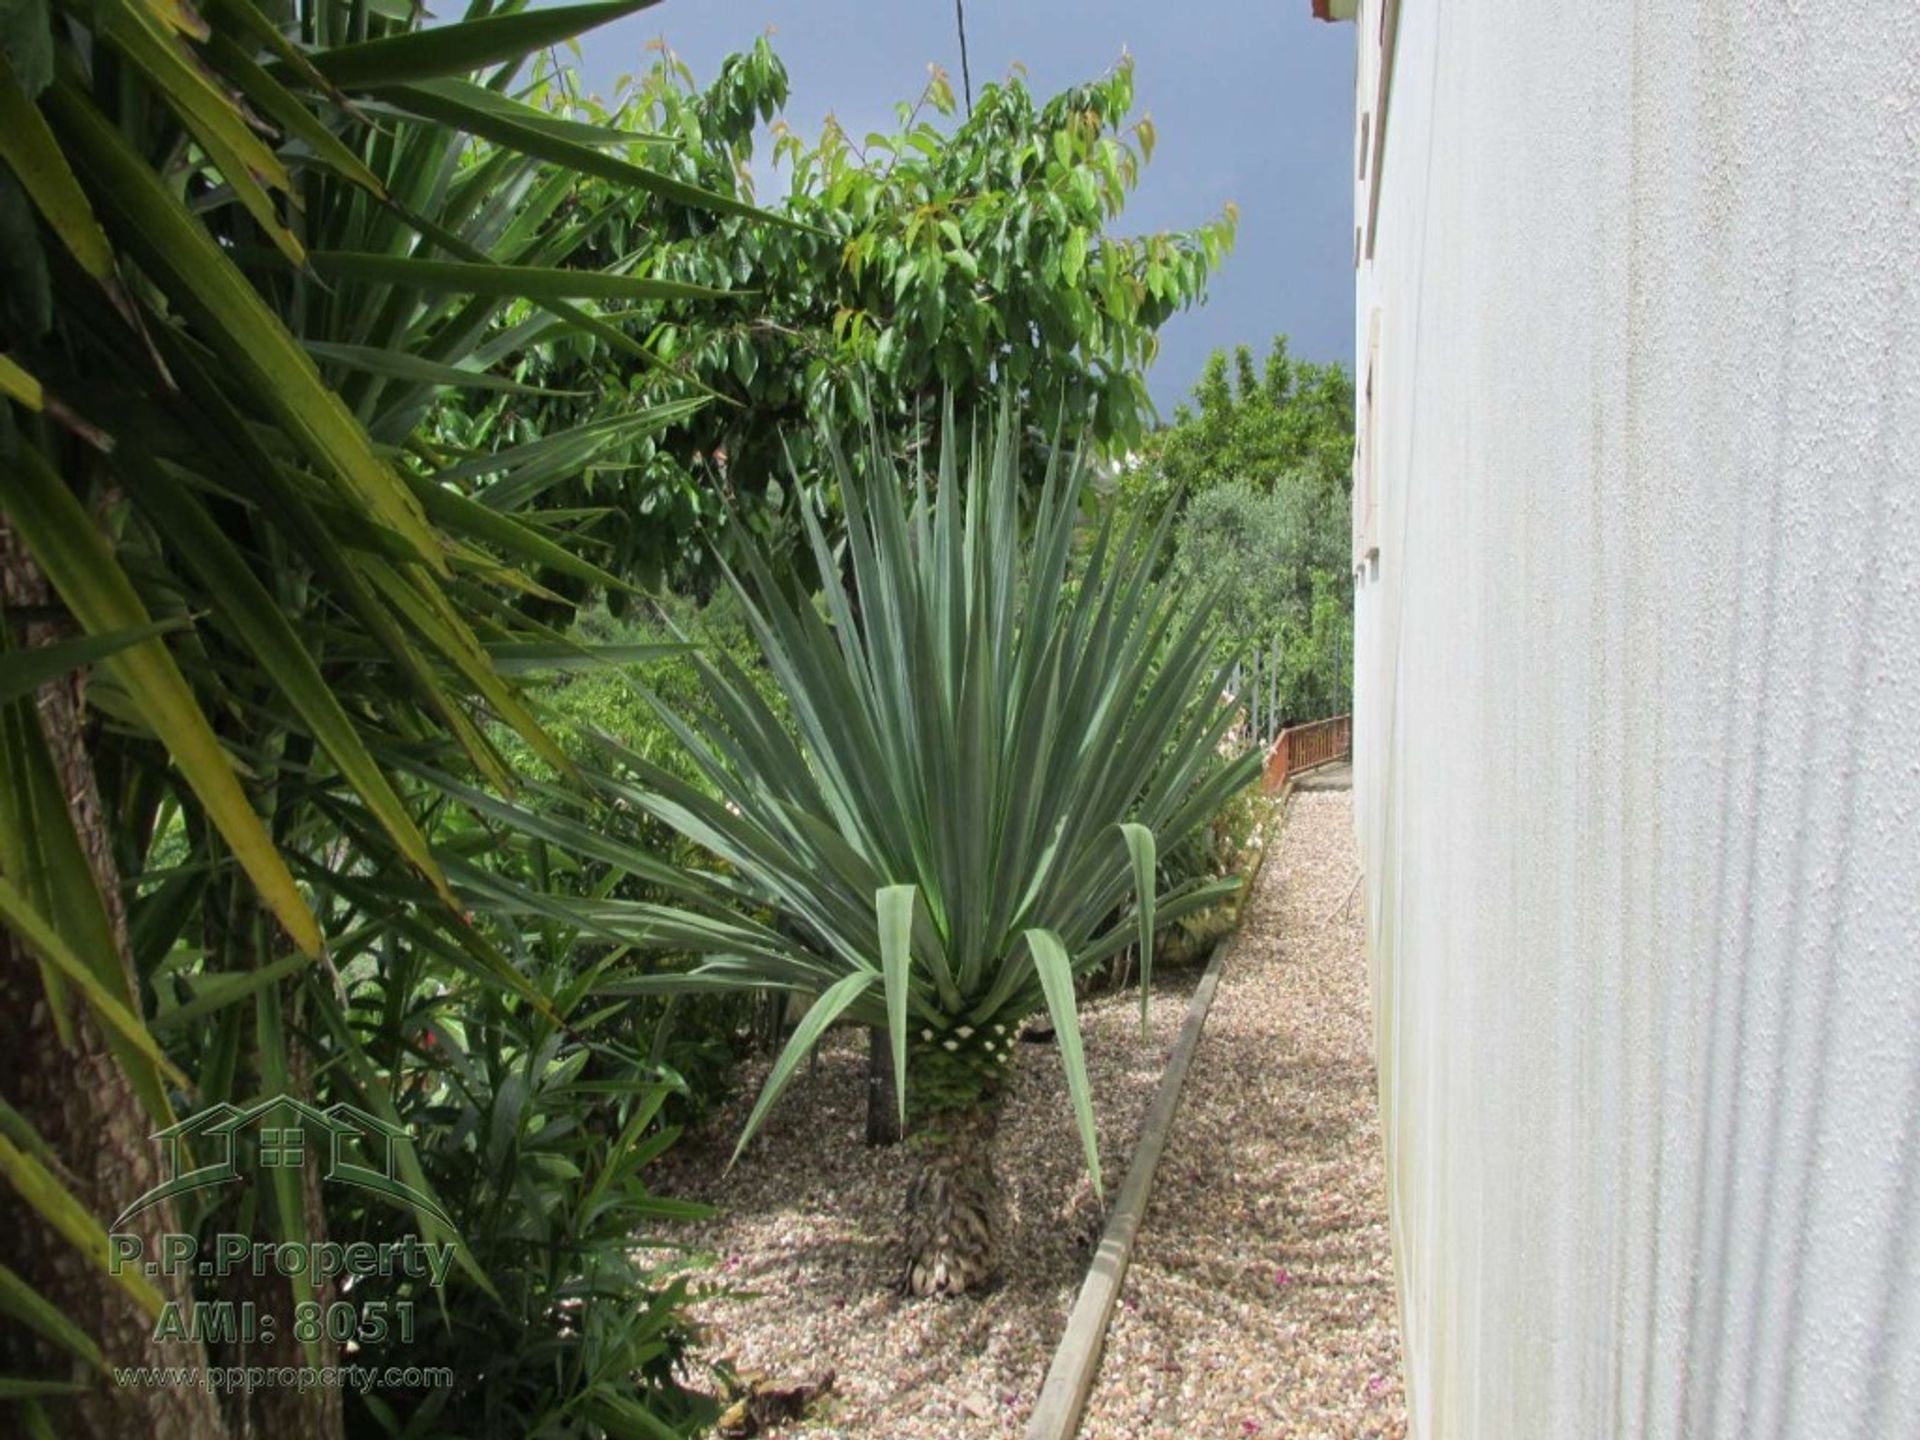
[1263,714,1352,792]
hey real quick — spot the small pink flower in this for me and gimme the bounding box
[1241,1421,1260,1436]
[1273,1267,1291,1286]
[1368,1375,1388,1396]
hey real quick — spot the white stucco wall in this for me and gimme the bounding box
[1349,5,1920,1437]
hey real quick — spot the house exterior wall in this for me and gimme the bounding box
[1348,5,1920,1437]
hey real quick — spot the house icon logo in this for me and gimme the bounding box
[113,1094,450,1230]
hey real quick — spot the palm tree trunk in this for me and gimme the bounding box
[0,517,229,1439]
[900,1106,1001,1297]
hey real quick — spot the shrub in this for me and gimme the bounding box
[1174,477,1351,729]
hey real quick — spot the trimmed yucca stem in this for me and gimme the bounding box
[594,404,1263,1297]
[899,1018,1016,1294]
[904,1106,1002,1296]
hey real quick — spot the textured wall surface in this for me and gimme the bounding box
[1349,5,1920,1438]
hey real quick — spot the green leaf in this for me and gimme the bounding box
[94,0,301,262]
[46,77,446,573]
[0,619,183,707]
[378,79,803,229]
[0,1126,165,1320]
[150,942,313,1031]
[205,31,387,198]
[580,1391,687,1440]
[1063,226,1087,286]
[1120,821,1156,1034]
[303,340,582,395]
[360,554,575,778]
[0,351,40,409]
[301,0,666,87]
[0,874,191,1091]
[1028,927,1101,1198]
[255,982,320,1367]
[404,477,633,594]
[378,197,679,375]
[376,77,666,149]
[0,0,55,96]
[0,443,323,956]
[442,405,703,497]
[0,1263,105,1373]
[732,971,875,1163]
[296,249,735,304]
[0,1378,90,1398]
[0,55,112,278]
[212,32,384,195]
[876,883,916,1130]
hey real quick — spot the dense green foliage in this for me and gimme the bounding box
[324,924,715,1439]
[1126,336,1355,514]
[511,596,776,781]
[1127,336,1357,730]
[457,40,1235,594]
[498,595,785,1122]
[1138,766,1275,974]
[0,0,771,1433]
[1175,479,1350,727]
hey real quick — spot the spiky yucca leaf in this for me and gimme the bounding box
[600,409,1260,1192]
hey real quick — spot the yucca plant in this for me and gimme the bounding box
[596,410,1261,1295]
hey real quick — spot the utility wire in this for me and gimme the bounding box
[954,0,974,116]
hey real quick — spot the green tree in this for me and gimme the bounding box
[458,40,1236,594]
[1174,480,1350,728]
[1125,334,1355,517]
[1132,336,1357,728]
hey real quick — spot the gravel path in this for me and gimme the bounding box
[1080,784,1407,1440]
[649,782,1404,1439]
[650,970,1201,1437]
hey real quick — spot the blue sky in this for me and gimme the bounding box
[572,1,1356,418]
